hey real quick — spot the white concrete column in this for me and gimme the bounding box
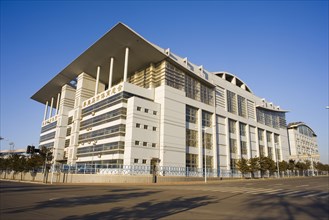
[212,113,218,173]
[55,93,60,115]
[123,47,129,82]
[225,117,231,169]
[95,66,101,95]
[264,130,269,157]
[255,128,260,157]
[43,101,49,121]
[49,97,54,118]
[108,57,114,88]
[246,125,251,159]
[236,121,241,159]
[197,109,203,170]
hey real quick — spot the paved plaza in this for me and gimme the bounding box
[1,176,328,220]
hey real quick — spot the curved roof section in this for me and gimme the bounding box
[287,122,317,136]
[213,72,253,93]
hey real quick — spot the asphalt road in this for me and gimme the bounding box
[1,176,328,220]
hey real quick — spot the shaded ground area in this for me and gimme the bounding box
[1,177,328,220]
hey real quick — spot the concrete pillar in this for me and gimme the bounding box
[197,109,203,170]
[49,97,54,118]
[236,121,241,159]
[55,93,60,115]
[43,101,48,121]
[225,117,231,170]
[246,125,251,159]
[123,47,129,82]
[212,113,218,173]
[108,57,114,88]
[95,66,101,95]
[264,130,269,157]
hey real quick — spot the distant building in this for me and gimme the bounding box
[0,149,26,158]
[287,122,320,164]
[31,23,290,175]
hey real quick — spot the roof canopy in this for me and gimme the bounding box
[31,23,168,105]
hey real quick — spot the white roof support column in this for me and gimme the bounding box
[123,47,129,82]
[108,57,114,88]
[95,66,101,95]
[55,93,60,115]
[43,101,49,121]
[49,97,54,118]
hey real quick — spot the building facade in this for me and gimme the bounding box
[288,122,320,164]
[32,23,290,175]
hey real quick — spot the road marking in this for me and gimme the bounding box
[266,189,284,194]
[277,191,301,196]
[303,192,329,198]
[320,194,329,199]
[296,185,309,188]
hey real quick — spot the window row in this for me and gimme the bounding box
[82,92,131,117]
[135,140,157,148]
[78,124,126,144]
[136,106,158,115]
[80,108,127,130]
[41,121,57,133]
[39,131,56,143]
[135,123,157,131]
[134,158,148,164]
[77,141,125,155]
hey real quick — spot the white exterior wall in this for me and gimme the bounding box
[124,96,160,166]
[154,85,186,167]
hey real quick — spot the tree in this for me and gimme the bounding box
[258,156,271,177]
[296,161,307,176]
[267,158,277,176]
[235,158,250,178]
[279,160,288,175]
[0,158,10,178]
[248,157,259,178]
[288,159,296,175]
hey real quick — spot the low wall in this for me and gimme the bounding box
[0,171,221,184]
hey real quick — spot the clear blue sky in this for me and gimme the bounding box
[1,1,328,163]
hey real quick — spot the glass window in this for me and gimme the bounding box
[145,108,149,113]
[238,95,246,118]
[153,127,157,131]
[239,123,246,136]
[152,143,156,148]
[144,125,148,130]
[241,141,247,155]
[202,111,212,127]
[142,159,147,164]
[137,106,141,111]
[203,132,212,149]
[186,153,198,169]
[258,129,264,141]
[186,105,198,123]
[227,90,237,114]
[143,142,147,147]
[135,140,140,145]
[153,111,157,115]
[229,138,237,153]
[229,119,236,134]
[136,123,141,128]
[134,159,138,163]
[186,129,198,147]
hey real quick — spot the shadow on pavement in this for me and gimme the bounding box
[239,194,329,220]
[61,195,217,220]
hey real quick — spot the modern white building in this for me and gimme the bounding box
[32,23,290,175]
[287,122,320,164]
